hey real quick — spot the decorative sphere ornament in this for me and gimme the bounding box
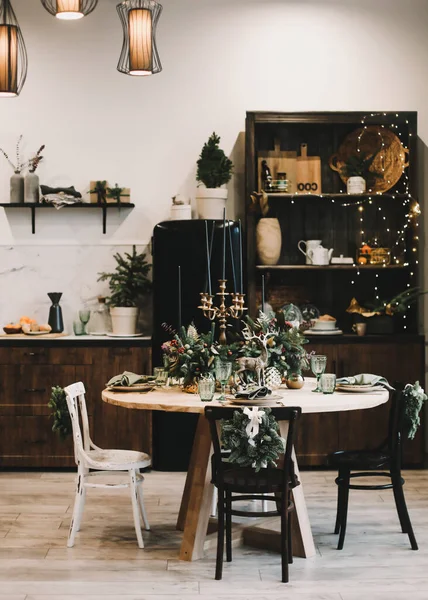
[264,367,282,390]
[285,373,304,390]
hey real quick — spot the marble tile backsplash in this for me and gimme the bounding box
[0,245,153,335]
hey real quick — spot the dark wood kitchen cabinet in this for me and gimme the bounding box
[295,335,425,467]
[0,341,152,468]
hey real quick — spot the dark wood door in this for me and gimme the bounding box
[295,343,339,466]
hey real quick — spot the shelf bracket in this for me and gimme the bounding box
[102,205,107,234]
[31,206,36,234]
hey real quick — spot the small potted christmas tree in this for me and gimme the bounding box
[196,132,233,219]
[98,247,152,336]
[341,152,381,194]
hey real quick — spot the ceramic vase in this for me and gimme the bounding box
[256,218,282,265]
[196,187,228,220]
[10,172,24,203]
[24,172,40,203]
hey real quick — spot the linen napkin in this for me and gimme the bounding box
[336,373,394,391]
[235,386,272,400]
[106,371,152,387]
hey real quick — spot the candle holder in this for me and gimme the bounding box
[199,279,247,345]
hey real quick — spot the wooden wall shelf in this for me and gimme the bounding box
[256,264,407,271]
[264,193,413,201]
[0,202,135,234]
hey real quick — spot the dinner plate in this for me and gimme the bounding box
[108,384,155,393]
[227,394,283,406]
[107,333,144,338]
[336,384,381,393]
[303,329,343,336]
[24,331,52,336]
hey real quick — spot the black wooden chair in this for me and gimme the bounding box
[204,406,301,583]
[329,383,418,551]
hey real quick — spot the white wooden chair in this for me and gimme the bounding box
[64,382,151,549]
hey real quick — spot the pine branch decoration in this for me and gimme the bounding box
[221,407,285,472]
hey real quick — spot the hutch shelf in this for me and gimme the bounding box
[245,110,424,466]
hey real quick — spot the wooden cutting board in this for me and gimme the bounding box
[0,333,68,339]
[258,140,297,193]
[295,144,322,194]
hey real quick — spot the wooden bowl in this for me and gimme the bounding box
[3,325,22,335]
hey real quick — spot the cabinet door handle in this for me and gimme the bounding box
[24,388,47,393]
[25,352,45,357]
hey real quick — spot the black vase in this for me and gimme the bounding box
[48,293,64,333]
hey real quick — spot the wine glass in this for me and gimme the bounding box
[79,309,91,335]
[311,355,327,392]
[215,360,232,402]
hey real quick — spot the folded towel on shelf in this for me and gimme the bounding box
[235,386,272,400]
[336,373,394,390]
[106,371,152,387]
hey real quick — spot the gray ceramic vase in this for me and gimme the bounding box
[24,172,40,203]
[10,172,24,203]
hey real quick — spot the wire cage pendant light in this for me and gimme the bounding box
[0,0,27,97]
[41,0,98,20]
[117,0,163,77]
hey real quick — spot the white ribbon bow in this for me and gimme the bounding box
[243,407,265,439]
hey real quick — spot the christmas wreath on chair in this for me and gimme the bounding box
[221,407,285,472]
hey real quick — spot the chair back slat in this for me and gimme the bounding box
[388,384,406,469]
[64,382,91,466]
[205,406,302,495]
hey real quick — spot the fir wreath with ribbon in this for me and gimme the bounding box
[221,407,285,472]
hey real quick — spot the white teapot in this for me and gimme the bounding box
[307,244,333,266]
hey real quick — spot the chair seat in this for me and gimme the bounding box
[86,448,151,471]
[215,466,299,493]
[329,449,390,470]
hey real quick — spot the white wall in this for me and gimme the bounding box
[1,0,428,332]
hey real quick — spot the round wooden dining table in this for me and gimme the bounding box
[102,378,389,561]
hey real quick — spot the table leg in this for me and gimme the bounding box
[280,421,316,558]
[178,414,214,561]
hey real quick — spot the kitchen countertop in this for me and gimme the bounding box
[0,334,152,347]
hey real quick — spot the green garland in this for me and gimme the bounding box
[221,407,285,472]
[403,381,427,440]
[48,386,72,440]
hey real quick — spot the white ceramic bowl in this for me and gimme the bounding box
[312,319,337,331]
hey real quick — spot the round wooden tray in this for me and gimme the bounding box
[329,125,409,193]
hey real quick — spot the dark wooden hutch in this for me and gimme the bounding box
[245,111,425,466]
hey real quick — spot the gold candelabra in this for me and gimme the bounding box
[199,279,247,345]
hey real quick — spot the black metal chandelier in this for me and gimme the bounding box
[0,0,27,97]
[117,0,163,77]
[40,0,98,20]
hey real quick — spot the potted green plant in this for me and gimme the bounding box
[341,152,381,194]
[196,132,233,219]
[98,246,152,336]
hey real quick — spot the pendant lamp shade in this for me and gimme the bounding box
[117,0,162,77]
[41,0,98,20]
[0,0,26,97]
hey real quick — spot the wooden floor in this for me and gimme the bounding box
[0,469,427,600]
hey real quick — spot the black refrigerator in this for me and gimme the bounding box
[152,219,241,470]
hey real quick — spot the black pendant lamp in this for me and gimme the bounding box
[117,0,163,77]
[0,0,27,97]
[41,0,98,20]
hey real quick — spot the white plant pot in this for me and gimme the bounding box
[256,218,282,265]
[347,176,366,194]
[196,188,228,219]
[170,204,192,220]
[110,307,139,336]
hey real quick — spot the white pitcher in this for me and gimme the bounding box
[307,245,333,266]
[298,240,322,265]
